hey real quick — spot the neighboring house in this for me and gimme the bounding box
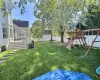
[13,20,30,40]
[0,0,14,48]
[43,29,52,35]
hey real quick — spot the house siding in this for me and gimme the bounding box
[0,11,9,47]
[0,0,14,50]
[13,23,30,40]
[0,23,4,47]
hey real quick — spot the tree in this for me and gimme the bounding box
[1,0,99,42]
[34,0,58,41]
[85,4,100,29]
[0,0,4,9]
[56,0,76,43]
[31,20,44,41]
[34,0,75,43]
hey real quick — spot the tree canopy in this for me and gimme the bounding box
[1,0,100,42]
[85,3,100,29]
[31,20,44,41]
[0,0,4,9]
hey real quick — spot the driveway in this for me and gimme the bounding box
[31,35,68,42]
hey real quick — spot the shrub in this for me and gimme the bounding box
[28,41,34,49]
[1,46,6,52]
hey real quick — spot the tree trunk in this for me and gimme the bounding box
[50,30,53,41]
[61,32,64,43]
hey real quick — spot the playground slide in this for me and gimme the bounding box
[67,39,74,48]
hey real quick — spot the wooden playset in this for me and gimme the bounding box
[66,23,87,48]
[67,22,100,56]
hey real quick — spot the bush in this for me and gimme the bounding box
[1,46,6,52]
[28,41,34,49]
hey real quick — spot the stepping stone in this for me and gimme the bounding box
[0,60,6,64]
[9,50,17,54]
[14,50,18,52]
[2,55,11,59]
[0,51,16,61]
[8,54,13,56]
[9,52,15,54]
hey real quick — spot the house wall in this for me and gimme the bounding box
[13,23,19,40]
[0,0,14,49]
[0,22,3,47]
[0,12,9,47]
[6,0,14,42]
[13,24,30,40]
[18,27,29,38]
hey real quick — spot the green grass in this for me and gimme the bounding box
[0,42,100,80]
[0,50,14,59]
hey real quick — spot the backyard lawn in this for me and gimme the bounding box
[0,42,100,80]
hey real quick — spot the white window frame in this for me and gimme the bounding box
[8,14,12,26]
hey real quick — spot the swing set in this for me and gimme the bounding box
[67,23,100,56]
[83,29,100,56]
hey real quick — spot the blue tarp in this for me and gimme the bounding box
[33,69,92,80]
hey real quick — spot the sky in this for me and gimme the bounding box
[12,2,37,27]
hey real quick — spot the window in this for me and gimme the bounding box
[22,33,24,36]
[10,29,13,38]
[14,29,15,33]
[3,28,8,38]
[20,33,21,36]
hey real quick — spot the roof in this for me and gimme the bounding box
[66,22,86,33]
[13,20,29,27]
[70,23,86,30]
[70,23,78,29]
